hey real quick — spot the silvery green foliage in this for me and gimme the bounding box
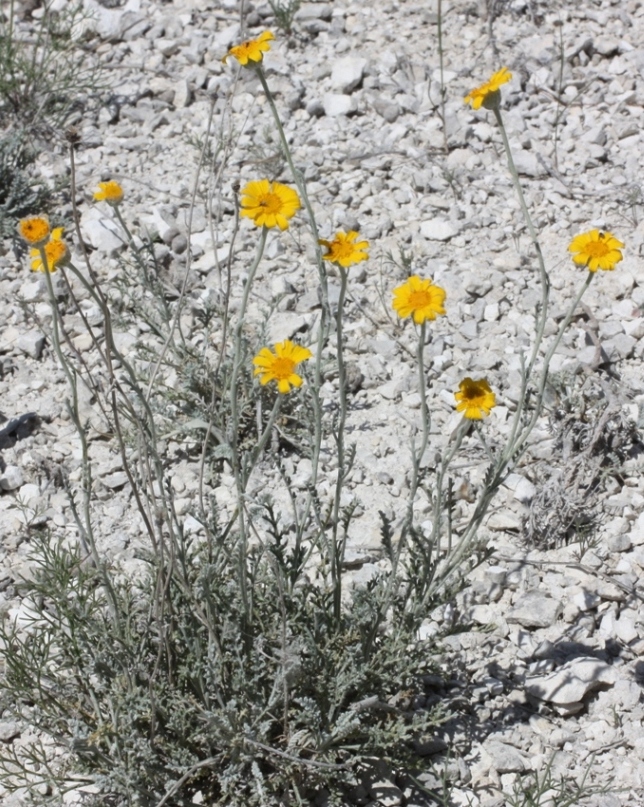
[523,374,641,550]
[267,0,301,35]
[0,525,446,806]
[0,0,103,131]
[0,132,51,240]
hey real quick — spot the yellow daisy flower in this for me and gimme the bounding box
[17,215,50,247]
[568,229,624,272]
[253,340,313,394]
[319,230,369,268]
[30,227,69,273]
[93,180,124,206]
[454,378,496,420]
[222,30,275,66]
[464,67,512,110]
[240,179,301,230]
[392,275,447,324]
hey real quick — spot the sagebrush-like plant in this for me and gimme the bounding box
[0,0,103,131]
[0,131,51,239]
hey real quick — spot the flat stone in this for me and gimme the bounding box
[268,313,310,344]
[81,208,126,254]
[513,477,536,504]
[420,219,458,241]
[173,78,192,108]
[607,532,632,553]
[323,93,358,116]
[0,720,20,742]
[368,779,404,806]
[295,3,333,21]
[101,472,129,490]
[17,483,40,507]
[156,38,180,57]
[572,589,600,611]
[486,741,527,774]
[20,278,45,302]
[512,149,547,177]
[0,466,24,491]
[507,590,562,628]
[487,512,522,532]
[525,657,616,706]
[17,331,45,359]
[604,333,636,360]
[373,97,401,122]
[615,616,638,644]
[331,56,367,93]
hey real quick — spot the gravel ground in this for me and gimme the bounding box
[1,0,644,804]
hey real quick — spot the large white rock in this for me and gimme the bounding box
[80,208,127,255]
[420,219,458,241]
[323,94,358,116]
[525,657,616,709]
[331,56,367,94]
[507,590,562,628]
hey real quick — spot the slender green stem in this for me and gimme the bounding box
[330,265,349,621]
[250,395,282,468]
[553,22,565,171]
[493,105,550,371]
[515,271,594,452]
[254,63,329,560]
[492,105,551,454]
[424,273,595,602]
[255,66,328,307]
[37,253,126,632]
[393,322,430,578]
[230,227,268,466]
[437,0,448,154]
[430,419,468,551]
[474,422,494,462]
[412,321,430,512]
[228,227,267,640]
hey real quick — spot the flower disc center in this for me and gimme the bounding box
[584,239,610,257]
[408,289,433,309]
[271,357,295,379]
[259,192,283,214]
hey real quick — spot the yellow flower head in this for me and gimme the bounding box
[392,275,447,324]
[240,179,301,230]
[17,215,50,246]
[464,67,512,110]
[30,228,69,273]
[93,180,124,206]
[454,377,496,420]
[568,229,624,272]
[319,231,369,268]
[222,30,275,66]
[253,340,313,394]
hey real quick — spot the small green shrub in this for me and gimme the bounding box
[0,0,103,131]
[0,529,445,806]
[267,0,301,35]
[0,130,52,240]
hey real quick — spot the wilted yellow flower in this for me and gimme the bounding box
[240,179,301,230]
[392,275,446,324]
[455,377,496,420]
[94,180,124,206]
[319,230,369,268]
[253,340,312,394]
[17,215,50,246]
[568,229,624,272]
[222,30,274,66]
[464,67,512,110]
[30,227,69,273]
